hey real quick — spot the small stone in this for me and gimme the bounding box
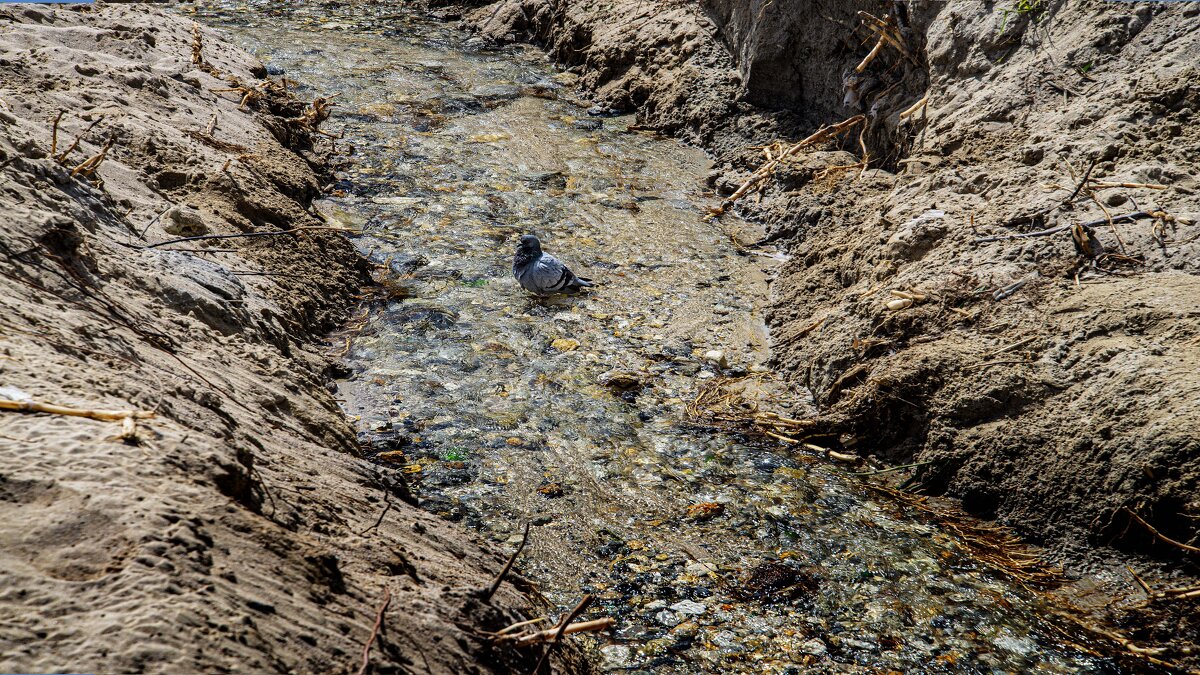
[800,638,827,656]
[686,502,724,521]
[702,349,728,368]
[505,437,523,446]
[598,370,643,391]
[599,644,631,670]
[669,600,706,615]
[655,610,682,626]
[537,482,564,498]
[573,118,603,131]
[644,600,667,610]
[711,630,740,650]
[550,338,580,352]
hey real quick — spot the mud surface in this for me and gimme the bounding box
[0,5,581,674]
[466,0,1200,669]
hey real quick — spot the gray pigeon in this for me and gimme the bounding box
[513,234,594,296]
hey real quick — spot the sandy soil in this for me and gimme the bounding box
[0,4,585,674]
[466,0,1200,667]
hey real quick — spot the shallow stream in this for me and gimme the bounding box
[193,3,1123,672]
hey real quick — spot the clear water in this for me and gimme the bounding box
[191,3,1122,672]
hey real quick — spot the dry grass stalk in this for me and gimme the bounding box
[54,117,103,164]
[855,36,886,72]
[70,136,114,178]
[50,110,64,156]
[899,94,929,119]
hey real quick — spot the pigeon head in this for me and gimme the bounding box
[517,234,543,256]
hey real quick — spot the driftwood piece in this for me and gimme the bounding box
[0,398,154,422]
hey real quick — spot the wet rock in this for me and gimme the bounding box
[598,370,644,392]
[735,561,820,604]
[654,609,682,626]
[669,600,706,615]
[800,638,827,656]
[600,644,632,670]
[537,482,564,498]
[549,337,579,352]
[573,118,603,131]
[587,105,624,117]
[685,502,724,521]
[469,84,521,101]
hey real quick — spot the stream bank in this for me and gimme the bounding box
[464,0,1200,668]
[0,5,578,674]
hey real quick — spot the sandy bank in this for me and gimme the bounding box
[0,4,580,673]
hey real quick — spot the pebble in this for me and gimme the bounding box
[573,118,603,131]
[599,644,632,670]
[711,630,741,650]
[702,349,729,368]
[669,600,706,615]
[655,610,683,626]
[800,638,827,656]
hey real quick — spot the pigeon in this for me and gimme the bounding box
[513,234,594,296]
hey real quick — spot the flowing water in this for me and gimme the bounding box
[192,3,1124,672]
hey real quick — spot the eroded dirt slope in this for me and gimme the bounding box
[0,5,580,674]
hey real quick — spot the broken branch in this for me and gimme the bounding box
[855,36,886,72]
[899,94,929,120]
[54,117,103,164]
[530,596,595,674]
[50,110,64,156]
[0,398,154,422]
[514,618,614,647]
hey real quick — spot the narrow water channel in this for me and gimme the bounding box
[192,3,1123,672]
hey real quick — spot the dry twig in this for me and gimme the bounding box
[711,115,866,216]
[0,398,154,423]
[1122,506,1200,554]
[516,618,614,648]
[483,522,530,602]
[54,117,103,164]
[530,595,594,674]
[70,136,114,178]
[356,587,392,675]
[50,110,64,156]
